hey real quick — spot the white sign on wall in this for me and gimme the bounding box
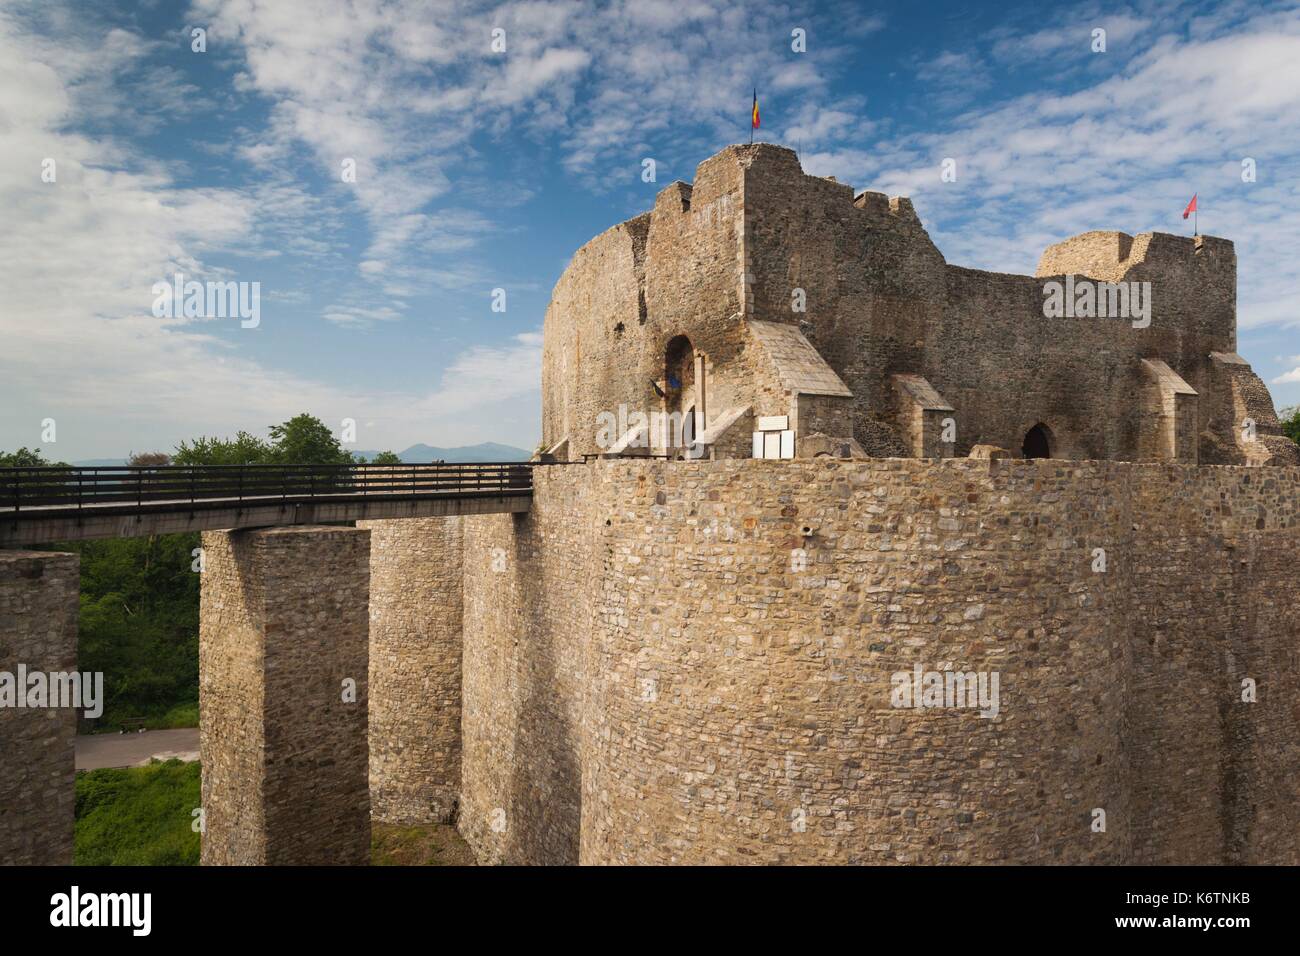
[752,428,794,459]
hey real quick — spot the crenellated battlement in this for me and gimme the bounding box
[542,142,1296,468]
[1036,229,1236,285]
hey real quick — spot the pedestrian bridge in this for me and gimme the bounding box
[0,462,533,546]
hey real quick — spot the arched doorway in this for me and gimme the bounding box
[664,335,695,418]
[1022,423,1054,459]
[663,335,702,455]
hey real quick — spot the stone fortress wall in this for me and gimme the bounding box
[541,144,1296,467]
[366,457,1300,865]
[486,145,1298,864]
[358,516,464,824]
[7,451,1292,866]
[0,552,79,865]
[12,140,1296,868]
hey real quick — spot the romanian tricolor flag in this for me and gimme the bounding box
[752,88,761,129]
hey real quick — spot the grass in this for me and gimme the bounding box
[75,759,201,866]
[75,760,475,866]
[149,700,200,729]
[371,822,476,866]
[89,699,199,734]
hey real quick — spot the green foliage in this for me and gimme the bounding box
[171,413,359,466]
[368,450,402,464]
[1,448,71,499]
[69,532,201,729]
[0,446,67,467]
[25,415,361,733]
[171,430,270,466]
[74,760,201,866]
[266,413,359,465]
[371,822,475,866]
[157,700,200,728]
[1281,405,1299,447]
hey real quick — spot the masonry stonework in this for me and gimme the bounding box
[459,472,600,865]
[444,147,1300,864]
[540,144,1297,468]
[200,526,371,865]
[184,142,1300,867]
[448,459,1300,865]
[358,516,463,824]
[0,551,78,866]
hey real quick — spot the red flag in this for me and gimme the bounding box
[1182,194,1198,219]
[752,89,760,129]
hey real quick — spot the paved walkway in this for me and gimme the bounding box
[75,727,199,770]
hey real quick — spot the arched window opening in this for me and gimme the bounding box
[663,335,695,419]
[1022,423,1054,459]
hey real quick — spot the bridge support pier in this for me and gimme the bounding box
[0,550,79,865]
[200,526,371,865]
[359,517,463,824]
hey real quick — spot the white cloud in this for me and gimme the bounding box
[0,4,544,457]
[7,0,1300,456]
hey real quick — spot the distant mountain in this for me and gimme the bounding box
[362,442,533,463]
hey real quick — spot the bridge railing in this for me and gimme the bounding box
[0,462,532,515]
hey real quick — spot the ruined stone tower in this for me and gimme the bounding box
[355,145,1300,865]
[541,143,1297,467]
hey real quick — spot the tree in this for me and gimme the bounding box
[0,447,66,467]
[265,413,358,465]
[1281,405,1299,447]
[368,450,402,465]
[128,451,171,467]
[1,447,71,501]
[8,415,368,731]
[171,431,270,466]
[172,414,358,466]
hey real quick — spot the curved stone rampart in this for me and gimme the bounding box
[452,459,1300,865]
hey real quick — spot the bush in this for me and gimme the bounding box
[1281,405,1299,446]
[74,760,201,866]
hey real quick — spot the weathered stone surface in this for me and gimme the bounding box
[540,143,1295,467]
[458,476,596,865]
[456,459,1300,865]
[200,526,370,865]
[358,517,463,824]
[0,551,78,866]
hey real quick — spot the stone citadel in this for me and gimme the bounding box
[3,143,1297,866]
[377,145,1300,864]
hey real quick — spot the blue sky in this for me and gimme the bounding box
[2,0,1298,460]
